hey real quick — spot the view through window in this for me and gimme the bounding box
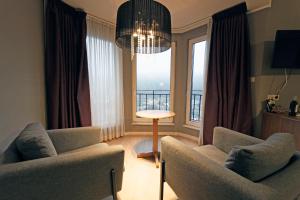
[136,48,172,113]
[187,39,207,126]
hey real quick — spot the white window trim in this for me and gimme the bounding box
[132,42,176,124]
[185,36,207,128]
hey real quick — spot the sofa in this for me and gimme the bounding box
[0,125,125,200]
[160,127,300,200]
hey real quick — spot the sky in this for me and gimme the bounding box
[136,41,206,91]
[192,41,206,91]
[137,48,171,91]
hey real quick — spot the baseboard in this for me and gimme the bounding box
[125,131,199,142]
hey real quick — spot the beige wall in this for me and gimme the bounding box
[123,25,207,137]
[248,0,300,137]
[0,0,45,148]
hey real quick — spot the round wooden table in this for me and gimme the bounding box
[135,110,176,168]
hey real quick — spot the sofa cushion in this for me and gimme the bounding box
[193,145,227,165]
[225,133,296,181]
[16,123,57,160]
[61,143,109,155]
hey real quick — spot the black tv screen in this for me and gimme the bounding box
[272,30,300,68]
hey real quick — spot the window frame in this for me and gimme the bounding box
[185,36,207,129]
[132,42,176,124]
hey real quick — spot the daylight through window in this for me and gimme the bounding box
[186,37,207,127]
[133,43,175,122]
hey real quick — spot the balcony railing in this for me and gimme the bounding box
[189,90,202,122]
[136,90,170,111]
[136,90,203,121]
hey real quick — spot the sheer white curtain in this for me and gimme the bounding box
[86,17,125,142]
[199,18,213,145]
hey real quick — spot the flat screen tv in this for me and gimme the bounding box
[272,30,300,68]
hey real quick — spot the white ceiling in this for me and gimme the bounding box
[63,0,271,33]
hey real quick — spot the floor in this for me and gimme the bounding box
[107,135,198,200]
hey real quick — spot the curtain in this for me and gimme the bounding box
[45,0,91,129]
[203,3,252,144]
[86,17,125,142]
[199,18,213,145]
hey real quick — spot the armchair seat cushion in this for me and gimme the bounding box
[61,143,109,155]
[193,145,227,165]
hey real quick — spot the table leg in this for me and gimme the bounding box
[153,119,159,168]
[135,118,160,168]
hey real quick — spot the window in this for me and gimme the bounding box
[186,37,207,128]
[132,43,175,123]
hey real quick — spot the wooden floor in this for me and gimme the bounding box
[107,135,198,200]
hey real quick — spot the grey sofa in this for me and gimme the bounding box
[160,127,300,200]
[0,127,125,200]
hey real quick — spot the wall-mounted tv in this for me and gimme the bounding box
[272,30,300,68]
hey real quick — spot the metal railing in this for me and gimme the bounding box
[136,90,203,121]
[189,90,202,121]
[136,90,170,111]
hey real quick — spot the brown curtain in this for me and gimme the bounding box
[45,0,91,129]
[203,3,252,144]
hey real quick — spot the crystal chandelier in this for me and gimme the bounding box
[115,0,172,57]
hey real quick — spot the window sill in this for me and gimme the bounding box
[183,124,201,131]
[132,122,175,126]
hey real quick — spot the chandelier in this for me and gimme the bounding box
[115,0,172,56]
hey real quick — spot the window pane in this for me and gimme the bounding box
[136,49,171,111]
[190,41,206,121]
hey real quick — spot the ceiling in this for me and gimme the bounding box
[63,0,272,33]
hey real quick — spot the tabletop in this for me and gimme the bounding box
[136,110,176,119]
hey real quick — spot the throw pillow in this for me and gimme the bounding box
[225,133,296,181]
[16,122,57,160]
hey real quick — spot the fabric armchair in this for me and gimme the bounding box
[0,127,125,200]
[160,127,300,200]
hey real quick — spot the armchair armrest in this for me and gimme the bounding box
[161,136,279,200]
[47,127,101,153]
[213,127,263,153]
[0,145,124,200]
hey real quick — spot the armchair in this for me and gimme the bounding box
[0,127,125,200]
[160,127,300,200]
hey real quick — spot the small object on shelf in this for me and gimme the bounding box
[289,96,299,116]
[265,99,275,112]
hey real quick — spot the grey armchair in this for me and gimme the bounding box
[160,127,300,200]
[0,127,125,200]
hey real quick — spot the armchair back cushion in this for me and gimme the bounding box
[225,133,296,181]
[16,123,57,160]
[213,127,263,153]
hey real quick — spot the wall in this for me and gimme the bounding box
[248,0,300,137]
[123,25,207,137]
[0,0,45,148]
